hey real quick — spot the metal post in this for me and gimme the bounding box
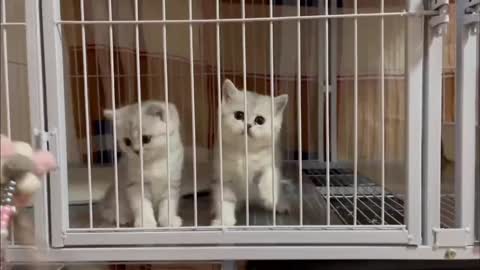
[41,0,69,247]
[455,0,479,246]
[405,0,425,245]
[25,0,50,249]
[422,0,448,246]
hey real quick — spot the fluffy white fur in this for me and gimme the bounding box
[99,101,184,227]
[211,79,289,226]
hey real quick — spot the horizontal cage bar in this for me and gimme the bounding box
[55,10,437,25]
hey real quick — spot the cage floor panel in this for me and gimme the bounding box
[304,168,406,226]
[66,166,430,228]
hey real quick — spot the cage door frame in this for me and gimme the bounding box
[405,0,425,246]
[41,0,71,248]
[25,0,51,249]
[41,0,425,247]
[3,0,50,253]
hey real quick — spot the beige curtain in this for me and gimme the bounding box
[59,0,458,174]
[62,0,324,164]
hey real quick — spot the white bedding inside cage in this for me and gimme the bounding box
[67,146,212,204]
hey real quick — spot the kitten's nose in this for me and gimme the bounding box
[247,124,252,129]
[134,150,140,155]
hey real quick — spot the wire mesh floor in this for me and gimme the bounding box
[62,164,464,229]
[440,194,456,228]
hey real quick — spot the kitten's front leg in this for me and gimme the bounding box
[211,181,237,226]
[257,167,281,212]
[158,187,182,227]
[126,184,157,228]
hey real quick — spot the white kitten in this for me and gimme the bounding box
[211,79,289,226]
[99,101,184,227]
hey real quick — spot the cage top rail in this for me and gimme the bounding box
[55,10,437,25]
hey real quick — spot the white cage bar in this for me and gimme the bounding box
[296,0,303,225]
[107,0,120,229]
[324,0,331,226]
[161,0,172,228]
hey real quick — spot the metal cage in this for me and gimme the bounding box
[1,0,479,263]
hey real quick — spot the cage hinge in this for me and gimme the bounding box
[464,0,480,34]
[432,228,469,248]
[428,0,449,36]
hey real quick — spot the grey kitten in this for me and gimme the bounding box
[211,79,289,226]
[99,101,184,227]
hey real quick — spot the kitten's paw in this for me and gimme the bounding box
[211,216,236,226]
[134,216,157,228]
[211,219,222,226]
[261,199,289,214]
[158,215,183,227]
[276,201,291,214]
[261,198,275,211]
[170,216,183,227]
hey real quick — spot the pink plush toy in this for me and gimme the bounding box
[0,135,56,236]
[1,135,56,183]
[0,135,15,158]
[1,135,56,270]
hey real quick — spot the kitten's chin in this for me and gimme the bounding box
[251,137,274,147]
[234,132,274,145]
[126,154,157,163]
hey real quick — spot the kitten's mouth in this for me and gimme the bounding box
[241,130,254,138]
[132,149,150,156]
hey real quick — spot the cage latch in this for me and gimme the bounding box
[33,128,55,148]
[464,0,480,33]
[428,0,449,36]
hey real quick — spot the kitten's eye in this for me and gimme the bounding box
[234,111,244,120]
[124,138,132,146]
[254,116,265,125]
[142,135,152,144]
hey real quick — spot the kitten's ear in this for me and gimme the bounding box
[223,79,239,102]
[104,109,114,119]
[274,94,288,115]
[147,102,180,132]
[145,102,164,120]
[104,106,129,120]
